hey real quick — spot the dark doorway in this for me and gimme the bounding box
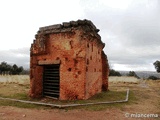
[43,64,60,99]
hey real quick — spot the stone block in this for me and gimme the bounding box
[50,24,62,29]
[38,60,61,65]
[63,22,71,28]
[70,21,78,26]
[61,28,71,32]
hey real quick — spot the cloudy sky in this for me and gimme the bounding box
[0,0,159,71]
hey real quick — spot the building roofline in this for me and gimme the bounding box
[39,19,100,33]
[35,19,105,48]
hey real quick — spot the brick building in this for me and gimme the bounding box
[29,19,109,100]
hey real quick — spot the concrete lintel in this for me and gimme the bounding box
[38,60,60,65]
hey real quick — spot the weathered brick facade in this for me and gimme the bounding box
[29,19,109,100]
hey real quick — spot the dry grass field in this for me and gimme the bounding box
[109,76,140,83]
[0,75,160,120]
[0,75,29,84]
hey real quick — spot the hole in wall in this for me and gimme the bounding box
[78,71,81,75]
[90,56,92,60]
[87,59,89,65]
[56,57,59,60]
[87,43,89,48]
[69,40,73,49]
[98,50,100,54]
[68,68,72,71]
[94,68,96,72]
[74,59,78,65]
[86,67,88,72]
[92,44,93,52]
[65,57,68,61]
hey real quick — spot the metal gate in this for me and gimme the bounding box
[43,64,60,99]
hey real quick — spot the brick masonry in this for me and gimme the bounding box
[29,19,109,100]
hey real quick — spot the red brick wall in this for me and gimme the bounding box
[101,51,109,91]
[30,20,109,100]
[30,30,87,100]
[85,40,103,99]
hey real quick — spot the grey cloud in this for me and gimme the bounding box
[109,46,160,63]
[1,0,159,71]
[0,47,30,69]
[118,3,160,47]
[80,0,160,71]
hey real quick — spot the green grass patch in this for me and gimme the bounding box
[0,100,44,109]
[63,90,136,111]
[40,90,127,105]
[0,83,137,111]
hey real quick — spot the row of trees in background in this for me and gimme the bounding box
[1,60,160,77]
[109,69,121,76]
[109,69,139,78]
[0,61,29,75]
[109,60,160,80]
[109,69,159,80]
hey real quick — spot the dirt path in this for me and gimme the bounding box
[0,106,136,120]
[0,80,160,120]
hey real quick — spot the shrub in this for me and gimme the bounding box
[147,76,158,80]
[127,71,140,79]
[109,69,121,76]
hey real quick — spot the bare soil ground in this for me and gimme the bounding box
[0,77,160,120]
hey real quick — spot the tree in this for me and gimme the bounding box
[0,62,7,71]
[17,66,24,74]
[11,64,19,75]
[153,60,160,73]
[21,69,29,75]
[109,69,121,76]
[0,62,12,74]
[147,76,158,80]
[127,71,139,79]
[0,61,26,75]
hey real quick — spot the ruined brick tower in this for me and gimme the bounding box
[30,19,109,100]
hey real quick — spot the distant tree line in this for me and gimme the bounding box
[108,60,160,80]
[0,61,29,75]
[109,69,140,79]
